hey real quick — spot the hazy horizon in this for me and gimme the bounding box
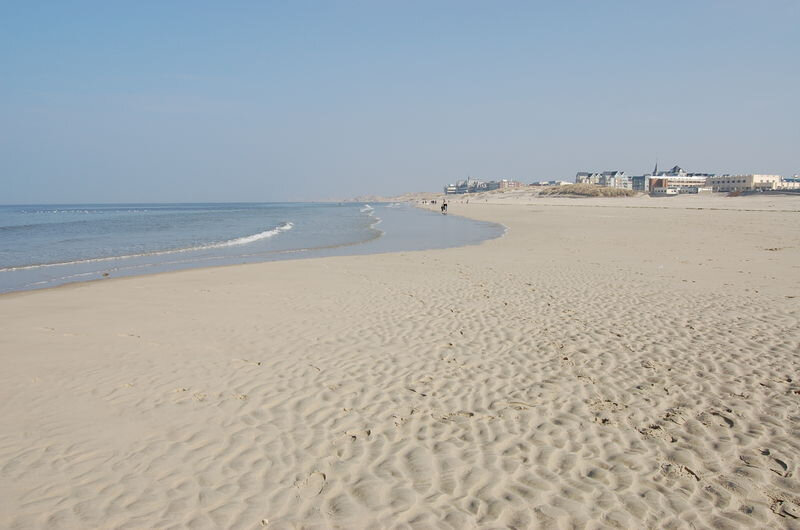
[2,1,798,204]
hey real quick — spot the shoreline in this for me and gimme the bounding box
[1,195,799,528]
[0,203,503,296]
[0,216,503,301]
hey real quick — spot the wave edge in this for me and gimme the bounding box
[0,222,294,272]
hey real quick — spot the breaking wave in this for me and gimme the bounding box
[0,222,294,272]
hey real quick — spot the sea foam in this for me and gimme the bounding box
[0,222,294,272]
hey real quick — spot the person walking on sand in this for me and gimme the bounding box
[441,201,448,214]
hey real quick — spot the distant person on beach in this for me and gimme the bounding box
[441,201,448,213]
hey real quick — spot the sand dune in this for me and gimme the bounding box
[1,195,799,529]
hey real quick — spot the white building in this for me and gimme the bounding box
[646,164,714,194]
[575,172,602,185]
[444,177,486,194]
[648,175,712,194]
[444,177,521,194]
[534,180,571,186]
[575,171,630,189]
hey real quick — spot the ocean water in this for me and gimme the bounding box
[0,202,503,293]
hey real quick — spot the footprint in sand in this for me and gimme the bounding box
[741,449,793,477]
[769,457,790,477]
[639,424,677,443]
[296,471,326,499]
[697,410,734,429]
[761,449,792,477]
[662,407,688,425]
[710,411,735,428]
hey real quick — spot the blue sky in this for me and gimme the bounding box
[1,1,798,203]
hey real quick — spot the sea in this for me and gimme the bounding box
[0,202,504,294]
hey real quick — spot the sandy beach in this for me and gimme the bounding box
[1,194,799,529]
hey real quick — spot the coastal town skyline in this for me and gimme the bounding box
[443,162,800,196]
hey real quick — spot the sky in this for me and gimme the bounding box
[1,1,798,203]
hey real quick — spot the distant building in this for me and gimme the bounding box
[498,179,524,189]
[649,180,679,195]
[649,176,712,194]
[609,172,632,190]
[707,174,783,192]
[655,165,714,180]
[646,164,714,194]
[532,180,571,186]
[444,177,483,194]
[630,175,648,191]
[661,165,685,176]
[575,171,630,189]
[444,177,518,194]
[575,172,601,185]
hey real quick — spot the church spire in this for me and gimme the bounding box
[653,159,658,176]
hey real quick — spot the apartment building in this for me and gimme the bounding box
[707,174,782,192]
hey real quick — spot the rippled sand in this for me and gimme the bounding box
[1,194,799,529]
